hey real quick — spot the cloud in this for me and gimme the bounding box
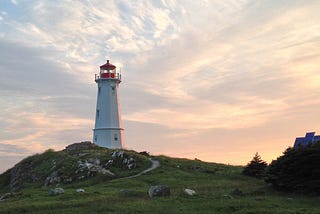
[0,0,320,173]
[0,143,29,155]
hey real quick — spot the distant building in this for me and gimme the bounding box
[294,132,320,148]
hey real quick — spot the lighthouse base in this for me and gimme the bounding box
[93,128,124,149]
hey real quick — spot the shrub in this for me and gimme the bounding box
[242,153,267,178]
[265,141,320,194]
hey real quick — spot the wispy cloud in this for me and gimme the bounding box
[0,0,319,172]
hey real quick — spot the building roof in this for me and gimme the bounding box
[100,60,116,70]
[294,132,320,148]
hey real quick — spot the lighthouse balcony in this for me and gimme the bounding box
[95,72,121,81]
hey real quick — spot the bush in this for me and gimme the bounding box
[242,153,267,178]
[265,141,320,194]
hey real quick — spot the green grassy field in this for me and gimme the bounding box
[1,152,320,213]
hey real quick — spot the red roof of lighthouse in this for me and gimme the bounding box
[100,60,116,70]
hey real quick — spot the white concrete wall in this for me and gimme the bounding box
[93,78,124,148]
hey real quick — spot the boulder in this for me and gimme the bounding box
[48,187,64,196]
[76,188,85,193]
[148,185,170,198]
[184,188,196,196]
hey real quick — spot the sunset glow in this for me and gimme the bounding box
[0,0,320,172]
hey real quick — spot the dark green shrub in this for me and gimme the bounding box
[265,141,320,194]
[242,153,267,178]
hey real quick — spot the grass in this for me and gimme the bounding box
[0,152,320,213]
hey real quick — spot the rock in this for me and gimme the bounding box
[223,194,233,199]
[100,168,115,176]
[0,193,13,201]
[111,151,117,157]
[123,158,128,164]
[44,171,61,186]
[88,158,100,165]
[139,151,150,157]
[65,141,96,151]
[127,162,136,169]
[117,151,124,158]
[48,187,64,196]
[76,188,85,193]
[30,173,39,182]
[0,192,22,201]
[128,158,135,164]
[184,188,196,196]
[78,175,85,180]
[9,164,23,191]
[119,189,130,195]
[148,185,170,198]
[105,159,114,168]
[65,178,73,183]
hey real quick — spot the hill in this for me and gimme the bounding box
[0,142,320,213]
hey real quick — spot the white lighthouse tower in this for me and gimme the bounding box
[93,59,124,148]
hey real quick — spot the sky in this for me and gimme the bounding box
[0,0,319,173]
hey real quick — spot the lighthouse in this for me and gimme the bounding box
[93,59,124,148]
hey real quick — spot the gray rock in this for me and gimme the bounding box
[111,151,117,157]
[44,171,61,186]
[76,188,85,193]
[148,185,170,198]
[100,168,115,176]
[117,151,124,158]
[78,175,85,180]
[48,187,64,196]
[0,193,13,201]
[105,159,114,168]
[127,162,136,169]
[184,188,196,196]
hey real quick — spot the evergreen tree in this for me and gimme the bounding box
[265,141,320,194]
[242,152,267,178]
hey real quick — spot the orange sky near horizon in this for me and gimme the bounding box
[0,0,320,173]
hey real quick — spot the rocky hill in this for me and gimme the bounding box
[0,142,151,192]
[1,142,320,214]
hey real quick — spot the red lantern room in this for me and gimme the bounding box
[96,59,121,80]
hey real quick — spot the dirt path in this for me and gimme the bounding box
[111,158,160,181]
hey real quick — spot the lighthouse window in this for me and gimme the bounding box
[114,134,118,141]
[98,87,101,95]
[94,135,97,142]
[111,86,115,91]
[96,110,100,118]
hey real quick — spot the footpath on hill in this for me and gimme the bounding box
[111,158,160,181]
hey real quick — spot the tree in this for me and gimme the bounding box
[265,142,320,194]
[242,152,267,178]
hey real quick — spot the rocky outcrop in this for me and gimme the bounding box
[65,141,96,151]
[9,160,39,191]
[148,185,170,198]
[2,144,145,191]
[76,158,115,177]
